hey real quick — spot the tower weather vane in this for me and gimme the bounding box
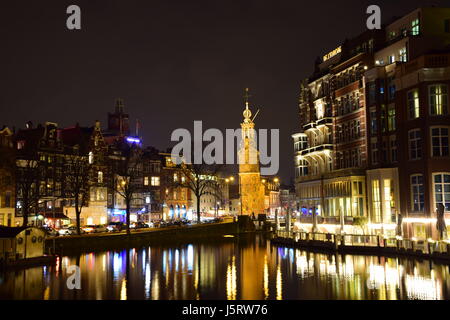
[242,88,260,122]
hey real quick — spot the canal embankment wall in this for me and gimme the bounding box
[271,235,450,264]
[45,222,243,254]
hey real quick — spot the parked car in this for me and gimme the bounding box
[82,225,108,234]
[158,221,168,228]
[153,220,165,228]
[42,226,59,237]
[180,219,191,225]
[58,226,80,236]
[106,222,125,232]
[130,222,150,229]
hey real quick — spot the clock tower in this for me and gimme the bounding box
[238,89,265,216]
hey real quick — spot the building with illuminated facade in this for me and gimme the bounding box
[238,91,266,216]
[0,127,15,226]
[293,7,450,238]
[364,7,450,238]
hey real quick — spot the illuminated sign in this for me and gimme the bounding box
[323,46,342,62]
[126,137,141,144]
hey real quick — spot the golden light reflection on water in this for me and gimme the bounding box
[263,255,269,299]
[1,236,450,300]
[276,265,282,300]
[120,279,127,300]
[226,256,237,300]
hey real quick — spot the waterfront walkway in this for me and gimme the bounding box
[272,230,450,263]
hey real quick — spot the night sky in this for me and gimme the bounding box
[1,0,448,182]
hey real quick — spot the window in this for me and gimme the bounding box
[98,171,103,183]
[411,174,424,212]
[368,82,376,105]
[431,127,449,157]
[384,179,394,223]
[388,105,396,131]
[390,135,397,163]
[145,196,150,204]
[372,180,381,222]
[151,176,160,186]
[381,104,386,133]
[89,152,94,164]
[295,159,308,178]
[144,176,149,186]
[434,173,450,211]
[371,137,378,165]
[409,129,422,160]
[399,47,407,62]
[407,89,420,119]
[389,55,395,64]
[5,192,11,208]
[173,173,178,182]
[429,84,448,115]
[411,18,420,35]
[388,78,395,100]
[370,109,377,134]
[382,140,388,162]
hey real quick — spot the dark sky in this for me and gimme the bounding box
[1,0,448,183]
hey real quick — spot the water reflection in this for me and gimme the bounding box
[1,235,450,300]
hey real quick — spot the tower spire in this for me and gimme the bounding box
[243,87,251,109]
[243,88,252,122]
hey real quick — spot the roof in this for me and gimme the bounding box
[0,226,29,238]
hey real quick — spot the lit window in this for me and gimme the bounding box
[173,173,178,182]
[434,173,450,211]
[98,171,103,183]
[388,105,396,131]
[407,89,420,119]
[411,18,420,35]
[411,175,424,211]
[408,129,422,160]
[89,152,94,164]
[372,180,381,222]
[151,176,160,186]
[429,84,448,115]
[145,196,150,204]
[431,127,449,157]
[399,47,407,62]
[144,176,149,186]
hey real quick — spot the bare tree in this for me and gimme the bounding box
[64,154,91,235]
[175,163,222,223]
[210,179,226,218]
[15,159,41,226]
[109,147,143,235]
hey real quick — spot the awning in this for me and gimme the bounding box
[43,212,70,220]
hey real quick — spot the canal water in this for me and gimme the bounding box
[1,234,450,300]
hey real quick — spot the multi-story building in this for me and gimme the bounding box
[365,7,450,238]
[60,120,109,226]
[0,127,15,226]
[159,152,192,220]
[293,7,450,239]
[293,30,383,233]
[262,177,280,217]
[14,122,69,227]
[142,147,163,221]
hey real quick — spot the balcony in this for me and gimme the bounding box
[299,144,333,156]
